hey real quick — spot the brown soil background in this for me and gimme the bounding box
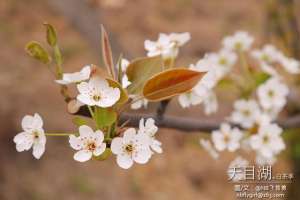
[0,0,294,199]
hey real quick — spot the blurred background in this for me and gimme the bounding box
[1,0,300,199]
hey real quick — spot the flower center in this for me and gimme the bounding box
[33,131,39,139]
[219,57,228,66]
[87,142,96,151]
[224,134,230,143]
[242,109,251,117]
[235,42,242,50]
[268,90,274,98]
[262,54,269,62]
[92,94,101,101]
[263,135,269,144]
[125,144,134,153]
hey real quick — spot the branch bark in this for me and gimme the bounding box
[75,106,300,132]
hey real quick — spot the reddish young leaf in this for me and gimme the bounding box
[126,56,164,94]
[143,68,205,101]
[101,25,115,80]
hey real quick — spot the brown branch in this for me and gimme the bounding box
[74,106,300,132]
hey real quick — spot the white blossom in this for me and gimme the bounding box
[257,77,289,111]
[69,125,106,162]
[178,57,220,109]
[118,58,131,88]
[230,99,260,128]
[199,139,219,160]
[227,156,249,182]
[13,113,46,159]
[250,123,285,158]
[144,33,175,58]
[138,118,162,154]
[251,45,282,76]
[130,95,148,110]
[178,91,203,108]
[251,44,281,64]
[169,32,191,47]
[203,90,218,115]
[212,123,243,152]
[222,31,254,52]
[144,32,190,59]
[278,55,300,74]
[255,152,276,166]
[56,65,91,85]
[206,50,237,78]
[111,128,152,169]
[77,77,120,107]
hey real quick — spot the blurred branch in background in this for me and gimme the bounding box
[265,1,300,199]
[47,0,125,65]
[265,0,300,59]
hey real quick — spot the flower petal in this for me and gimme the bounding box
[14,132,33,152]
[74,150,92,162]
[133,148,152,164]
[79,125,94,137]
[110,137,123,154]
[116,154,133,169]
[123,128,136,143]
[32,142,45,159]
[93,143,106,156]
[69,135,83,150]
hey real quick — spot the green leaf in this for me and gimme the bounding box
[126,56,164,94]
[93,148,112,161]
[72,116,88,127]
[94,107,117,127]
[44,23,57,47]
[25,41,51,64]
[217,78,235,89]
[253,72,270,87]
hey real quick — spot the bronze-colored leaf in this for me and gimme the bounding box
[143,68,205,101]
[101,25,115,79]
[126,56,164,94]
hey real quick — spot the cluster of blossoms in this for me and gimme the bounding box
[15,25,299,174]
[197,31,299,168]
[14,64,162,169]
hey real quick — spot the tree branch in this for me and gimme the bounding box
[74,106,300,132]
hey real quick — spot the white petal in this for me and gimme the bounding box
[178,93,191,108]
[14,132,33,152]
[151,140,163,153]
[123,128,137,143]
[79,125,94,137]
[93,143,106,156]
[77,94,94,106]
[21,113,43,131]
[55,79,69,85]
[77,82,89,94]
[133,148,152,164]
[94,130,105,144]
[98,87,120,107]
[116,154,133,169]
[90,77,109,89]
[32,142,45,159]
[110,137,123,154]
[69,135,83,150]
[74,150,93,162]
